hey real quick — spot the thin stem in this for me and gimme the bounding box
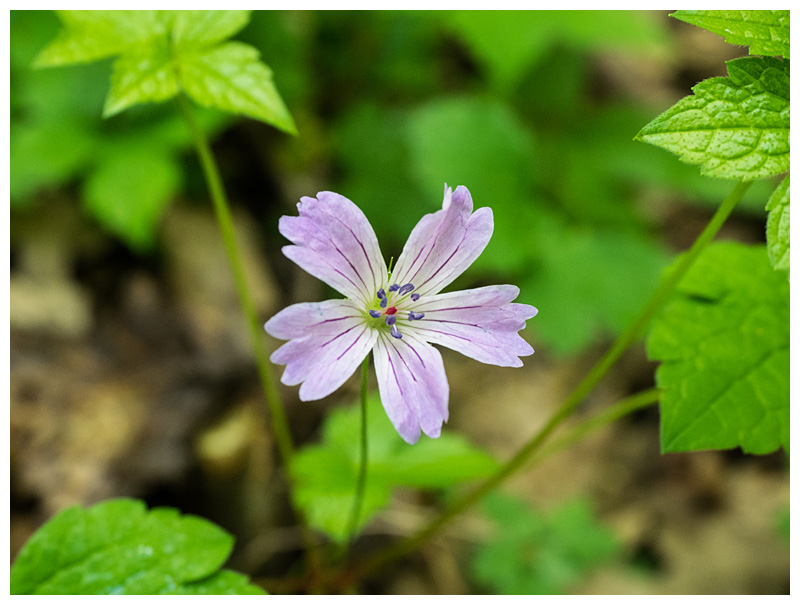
[176,95,322,577]
[177,94,294,465]
[335,181,752,587]
[532,388,659,463]
[345,356,371,546]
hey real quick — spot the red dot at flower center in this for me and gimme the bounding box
[384,306,398,316]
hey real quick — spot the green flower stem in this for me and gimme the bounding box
[335,180,752,588]
[177,95,294,464]
[345,356,371,547]
[532,388,659,463]
[176,95,322,577]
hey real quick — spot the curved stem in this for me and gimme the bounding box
[345,356,371,547]
[177,94,294,465]
[335,180,752,587]
[176,95,322,576]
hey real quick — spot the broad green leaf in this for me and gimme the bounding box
[172,10,251,49]
[472,494,619,595]
[83,144,180,250]
[672,10,790,58]
[10,498,264,595]
[103,41,179,117]
[648,242,789,454]
[766,175,790,273]
[174,570,266,595]
[636,56,789,180]
[292,394,499,542]
[179,41,297,134]
[35,10,168,66]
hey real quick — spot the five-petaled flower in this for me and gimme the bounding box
[264,185,538,444]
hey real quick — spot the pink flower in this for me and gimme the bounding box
[265,185,537,444]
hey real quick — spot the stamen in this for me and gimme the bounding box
[410,293,420,302]
[398,283,415,296]
[390,324,402,339]
[388,284,400,292]
[369,310,381,318]
[385,315,396,326]
[408,311,425,321]
[377,288,387,308]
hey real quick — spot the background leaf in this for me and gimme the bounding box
[103,41,178,117]
[471,493,619,595]
[648,242,789,454]
[636,56,789,180]
[765,175,789,273]
[291,394,499,542]
[179,41,297,134]
[35,10,168,66]
[672,10,790,58]
[172,10,251,49]
[10,498,265,595]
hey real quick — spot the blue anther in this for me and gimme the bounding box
[388,284,400,292]
[410,293,420,302]
[385,315,396,326]
[390,324,402,339]
[369,310,381,318]
[377,288,387,308]
[398,283,415,296]
[408,311,425,321]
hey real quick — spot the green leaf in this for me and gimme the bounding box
[172,10,251,49]
[448,10,669,92]
[10,498,264,595]
[526,219,670,356]
[636,56,789,180]
[179,41,297,133]
[672,10,790,58]
[103,41,179,117]
[83,144,180,250]
[648,242,789,454]
[765,175,790,273]
[291,394,499,542]
[35,10,169,66]
[174,570,266,595]
[472,494,619,595]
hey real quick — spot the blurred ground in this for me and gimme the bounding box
[9,10,789,595]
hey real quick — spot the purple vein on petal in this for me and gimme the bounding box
[336,325,369,360]
[321,324,358,348]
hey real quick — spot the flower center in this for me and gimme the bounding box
[367,283,425,339]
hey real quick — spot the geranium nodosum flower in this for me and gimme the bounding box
[265,185,537,444]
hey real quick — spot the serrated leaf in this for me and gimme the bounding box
[10,498,262,595]
[291,394,499,542]
[636,56,789,180]
[672,10,790,58]
[103,41,179,117]
[766,175,789,273]
[83,145,180,250]
[648,242,789,454]
[472,494,619,595]
[172,10,251,49]
[179,41,297,133]
[35,10,169,66]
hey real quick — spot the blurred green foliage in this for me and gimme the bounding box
[472,493,620,594]
[292,394,499,543]
[10,9,776,354]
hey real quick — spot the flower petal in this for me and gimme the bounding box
[408,285,537,367]
[268,301,377,401]
[391,185,493,297]
[264,299,362,340]
[373,332,449,444]
[279,192,388,305]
